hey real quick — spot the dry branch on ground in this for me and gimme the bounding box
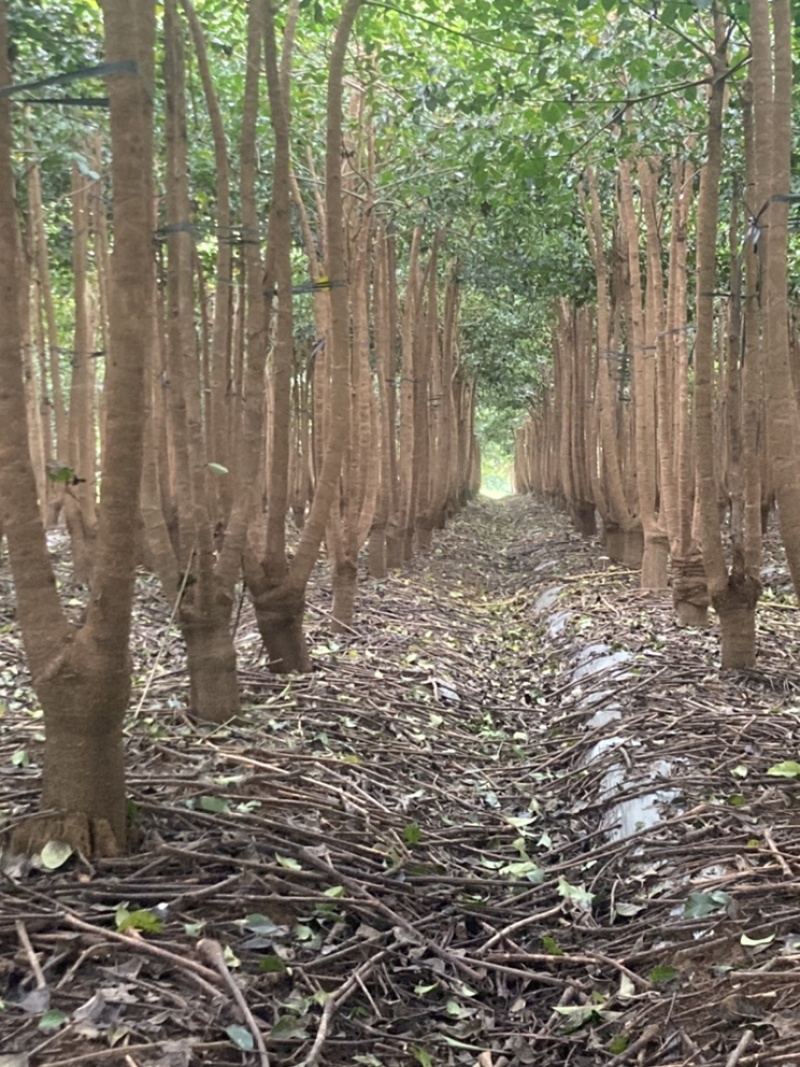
[1,496,800,1066]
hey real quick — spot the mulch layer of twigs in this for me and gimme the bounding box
[3,494,800,1067]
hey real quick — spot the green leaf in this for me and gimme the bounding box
[613,901,644,917]
[609,1035,628,1055]
[501,859,544,882]
[766,761,800,778]
[553,1004,598,1032]
[440,1036,487,1051]
[730,764,748,778]
[38,1009,68,1032]
[403,822,422,845]
[245,913,281,935]
[259,954,288,973]
[115,905,165,934]
[226,1025,254,1051]
[740,932,775,947]
[411,1049,433,1067]
[683,890,730,919]
[541,935,564,956]
[45,460,77,485]
[40,841,74,870]
[414,981,439,996]
[207,462,229,476]
[11,749,30,768]
[199,795,229,813]
[557,876,595,912]
[277,854,302,870]
[271,1014,308,1039]
[647,965,679,984]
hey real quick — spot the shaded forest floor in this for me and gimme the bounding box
[2,494,800,1067]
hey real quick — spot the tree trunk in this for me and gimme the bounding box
[249,0,365,669]
[181,605,240,723]
[0,0,155,854]
[694,5,759,669]
[331,559,358,633]
[757,0,800,593]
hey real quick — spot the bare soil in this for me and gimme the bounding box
[2,494,800,1067]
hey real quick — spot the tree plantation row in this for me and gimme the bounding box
[0,0,797,862]
[515,2,799,675]
[0,0,484,859]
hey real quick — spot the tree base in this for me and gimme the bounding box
[331,559,358,632]
[250,582,311,673]
[714,565,761,670]
[368,525,387,578]
[415,521,433,553]
[641,531,669,590]
[182,614,241,723]
[570,500,596,538]
[386,529,404,570]
[603,523,644,568]
[672,549,710,626]
[10,812,123,858]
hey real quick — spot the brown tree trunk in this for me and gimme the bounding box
[63,163,98,583]
[162,0,240,723]
[247,0,364,670]
[619,156,668,588]
[694,6,759,668]
[0,0,155,854]
[756,0,800,592]
[580,169,640,564]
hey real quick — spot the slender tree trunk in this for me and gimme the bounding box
[695,7,759,669]
[581,169,640,564]
[756,0,800,591]
[246,0,365,670]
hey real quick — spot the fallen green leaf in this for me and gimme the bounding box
[276,854,302,870]
[225,1025,254,1051]
[38,1009,68,1032]
[541,935,564,956]
[766,760,800,778]
[740,932,775,947]
[683,890,730,919]
[40,841,73,870]
[403,822,422,845]
[115,904,164,934]
[557,876,595,912]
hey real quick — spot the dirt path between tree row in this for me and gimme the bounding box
[2,494,800,1066]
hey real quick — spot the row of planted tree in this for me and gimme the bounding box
[0,0,479,856]
[514,0,798,674]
